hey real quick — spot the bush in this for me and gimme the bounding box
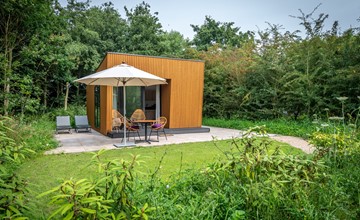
[134,126,358,219]
[0,116,34,219]
[39,150,153,219]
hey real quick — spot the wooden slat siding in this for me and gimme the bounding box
[161,80,171,128]
[89,52,204,135]
[106,52,204,129]
[85,58,108,133]
[86,85,95,129]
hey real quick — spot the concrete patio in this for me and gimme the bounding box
[46,126,313,154]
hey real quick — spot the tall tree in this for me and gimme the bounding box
[159,31,189,57]
[0,0,57,115]
[124,1,163,55]
[191,16,253,51]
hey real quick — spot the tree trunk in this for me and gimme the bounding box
[43,76,48,108]
[3,39,13,117]
[64,82,69,110]
[2,16,13,116]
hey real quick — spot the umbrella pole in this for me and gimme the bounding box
[123,84,127,145]
[114,83,135,148]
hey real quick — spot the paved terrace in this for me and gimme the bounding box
[46,126,314,155]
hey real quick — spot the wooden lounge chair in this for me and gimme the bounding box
[149,116,167,141]
[74,115,91,133]
[56,116,72,134]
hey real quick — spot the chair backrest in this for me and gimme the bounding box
[56,116,71,127]
[131,109,146,121]
[155,116,167,128]
[112,109,123,119]
[75,115,89,126]
[112,110,123,127]
[112,117,122,127]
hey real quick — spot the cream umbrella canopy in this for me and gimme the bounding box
[75,63,167,147]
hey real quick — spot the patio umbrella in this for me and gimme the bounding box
[75,63,167,147]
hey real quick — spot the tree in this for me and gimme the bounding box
[191,16,253,51]
[124,1,163,55]
[0,0,55,115]
[158,31,189,57]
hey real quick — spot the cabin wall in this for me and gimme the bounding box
[87,53,204,135]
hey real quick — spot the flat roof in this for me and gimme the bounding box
[106,52,204,63]
[96,52,204,72]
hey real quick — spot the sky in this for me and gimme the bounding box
[59,0,360,39]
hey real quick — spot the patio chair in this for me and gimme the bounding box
[112,109,123,132]
[123,117,142,142]
[56,116,72,134]
[149,116,167,141]
[130,108,146,121]
[130,108,146,128]
[74,115,91,133]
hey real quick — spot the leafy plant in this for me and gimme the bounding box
[39,150,154,219]
[0,116,34,219]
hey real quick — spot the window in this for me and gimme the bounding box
[94,86,100,128]
[113,86,142,117]
[112,85,161,119]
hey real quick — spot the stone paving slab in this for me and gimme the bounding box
[45,126,313,154]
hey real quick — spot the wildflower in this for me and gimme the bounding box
[329,116,344,121]
[336,97,348,101]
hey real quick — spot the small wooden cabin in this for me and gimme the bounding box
[85,52,205,136]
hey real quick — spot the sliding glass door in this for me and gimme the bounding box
[113,85,160,119]
[113,87,142,117]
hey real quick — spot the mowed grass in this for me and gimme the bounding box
[17,139,304,216]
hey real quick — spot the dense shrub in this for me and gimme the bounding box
[136,126,359,219]
[0,117,34,219]
[39,150,153,219]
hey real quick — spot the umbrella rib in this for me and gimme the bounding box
[137,78,148,86]
[88,78,99,85]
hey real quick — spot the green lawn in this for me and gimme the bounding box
[17,138,304,216]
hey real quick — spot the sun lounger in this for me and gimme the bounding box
[75,115,91,133]
[56,116,72,134]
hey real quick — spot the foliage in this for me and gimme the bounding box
[203,117,316,138]
[2,1,358,122]
[0,0,57,116]
[39,150,153,219]
[13,112,360,218]
[136,126,359,219]
[17,136,301,218]
[310,97,360,162]
[124,1,163,55]
[0,116,34,219]
[159,31,189,57]
[191,15,254,51]
[199,7,360,120]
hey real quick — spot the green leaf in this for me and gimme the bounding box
[61,203,74,215]
[8,205,20,214]
[80,207,96,214]
[63,211,74,220]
